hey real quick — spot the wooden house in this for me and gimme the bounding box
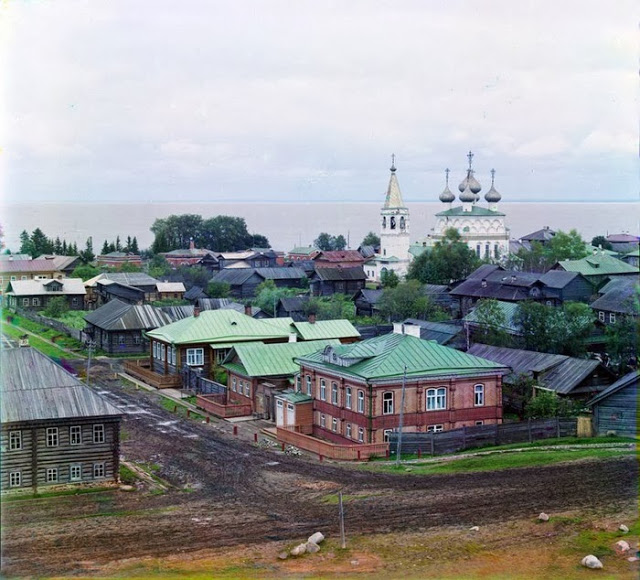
[95,251,143,268]
[6,278,86,311]
[1,348,122,493]
[353,288,383,317]
[553,252,638,290]
[84,299,174,355]
[209,267,307,299]
[84,273,161,308]
[0,259,64,296]
[310,266,367,297]
[156,282,186,301]
[287,247,320,262]
[214,250,278,270]
[36,255,83,276]
[276,296,310,321]
[294,334,509,444]
[605,233,639,254]
[586,370,638,438]
[590,277,638,326]
[162,240,219,269]
[313,250,365,269]
[222,339,339,419]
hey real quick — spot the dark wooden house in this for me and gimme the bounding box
[1,348,122,493]
[353,288,383,317]
[313,250,365,269]
[276,296,310,321]
[586,370,638,438]
[310,266,367,297]
[6,278,86,311]
[209,267,307,299]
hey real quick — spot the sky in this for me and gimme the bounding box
[1,0,638,204]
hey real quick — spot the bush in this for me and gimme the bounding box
[44,296,69,318]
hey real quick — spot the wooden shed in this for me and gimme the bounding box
[586,370,638,438]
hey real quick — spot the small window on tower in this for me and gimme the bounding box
[400,216,405,230]
[382,216,386,229]
[390,216,396,229]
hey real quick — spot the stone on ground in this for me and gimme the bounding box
[290,544,307,556]
[306,541,321,553]
[619,524,629,533]
[538,512,549,522]
[581,555,603,569]
[308,532,325,544]
[615,540,630,552]
[469,526,480,531]
[119,484,134,491]
[277,552,288,560]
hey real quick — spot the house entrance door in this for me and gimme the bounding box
[276,400,284,426]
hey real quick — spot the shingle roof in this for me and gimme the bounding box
[520,227,556,242]
[223,339,340,377]
[84,299,174,331]
[85,272,160,288]
[313,266,367,281]
[1,348,122,423]
[293,319,360,341]
[279,296,309,312]
[590,283,639,315]
[147,309,294,345]
[557,254,638,277]
[7,278,86,296]
[467,344,604,395]
[314,250,365,263]
[297,333,507,382]
[256,267,307,280]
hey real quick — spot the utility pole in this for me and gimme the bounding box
[338,490,346,548]
[395,365,407,466]
[85,340,96,387]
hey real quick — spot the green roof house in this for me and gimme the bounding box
[554,252,638,289]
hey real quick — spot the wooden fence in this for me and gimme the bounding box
[277,427,389,461]
[196,394,253,418]
[388,417,578,456]
[15,308,86,342]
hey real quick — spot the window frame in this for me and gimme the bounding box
[93,424,105,444]
[93,462,105,479]
[46,427,59,447]
[70,464,82,481]
[9,430,22,451]
[346,423,352,439]
[332,418,338,432]
[70,425,82,445]
[383,429,393,442]
[382,391,394,415]
[358,427,364,443]
[319,379,326,401]
[320,414,326,428]
[305,375,312,396]
[331,382,338,405]
[427,424,444,433]
[357,390,365,413]
[474,384,485,407]
[345,387,352,409]
[46,467,58,483]
[186,347,204,366]
[598,311,605,322]
[9,471,21,487]
[426,387,447,411]
[609,312,616,324]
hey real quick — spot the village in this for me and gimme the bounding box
[1,153,638,578]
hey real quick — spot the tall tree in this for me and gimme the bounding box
[53,237,63,254]
[80,237,95,264]
[101,240,110,254]
[545,229,588,263]
[473,299,509,346]
[115,235,122,252]
[19,230,35,257]
[381,269,400,288]
[591,235,613,251]
[314,232,347,251]
[407,228,481,284]
[30,228,51,256]
[130,236,140,254]
[377,280,445,322]
[361,231,380,248]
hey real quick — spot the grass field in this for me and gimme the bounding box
[1,321,74,359]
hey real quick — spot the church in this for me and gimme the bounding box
[411,151,510,261]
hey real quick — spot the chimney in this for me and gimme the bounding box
[308,313,316,324]
[244,304,252,316]
[189,237,195,251]
[194,305,200,318]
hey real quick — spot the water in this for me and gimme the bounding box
[2,201,638,253]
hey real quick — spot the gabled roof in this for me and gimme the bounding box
[538,270,581,289]
[606,234,639,243]
[164,247,217,258]
[210,268,257,285]
[358,245,377,259]
[36,255,82,270]
[223,339,340,377]
[288,246,319,256]
[85,272,160,288]
[297,334,507,382]
[292,319,360,341]
[436,206,505,217]
[467,344,604,395]
[147,309,294,345]
[520,227,555,242]
[353,288,384,304]
[463,301,521,334]
[586,370,639,407]
[401,319,463,344]
[184,285,207,301]
[598,277,637,294]
[0,259,62,273]
[6,278,86,296]
[279,296,309,312]
[313,266,367,281]
[314,250,365,263]
[590,283,639,315]
[1,348,122,423]
[84,299,174,331]
[156,282,186,293]
[557,253,639,277]
[255,267,306,281]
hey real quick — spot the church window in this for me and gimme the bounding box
[390,217,396,229]
[485,243,490,258]
[383,249,386,256]
[476,244,481,257]
[400,216,405,230]
[382,216,386,229]
[494,244,500,258]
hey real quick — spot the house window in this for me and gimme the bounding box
[93,463,105,479]
[320,414,326,428]
[244,382,251,397]
[10,275,16,281]
[186,348,204,366]
[215,348,230,364]
[320,379,326,401]
[46,427,59,447]
[331,382,338,405]
[161,345,165,361]
[358,427,364,442]
[474,384,485,406]
[46,467,58,483]
[357,390,365,413]
[476,244,481,257]
[93,424,105,444]
[305,375,312,396]
[426,388,447,411]
[383,429,393,442]
[22,298,29,307]
[427,424,444,433]
[295,375,301,392]
[153,342,158,358]
[609,312,616,324]
[72,297,79,306]
[32,297,40,306]
[494,244,500,258]
[332,418,338,432]
[345,387,352,409]
[231,377,237,392]
[287,403,295,413]
[70,464,82,481]
[9,430,22,451]
[70,426,82,445]
[134,334,141,345]
[383,392,394,415]
[598,311,605,322]
[485,243,490,258]
[475,420,484,426]
[9,471,21,487]
[118,335,126,345]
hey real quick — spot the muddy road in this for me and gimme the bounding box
[2,375,637,577]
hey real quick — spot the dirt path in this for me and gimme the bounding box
[2,375,637,578]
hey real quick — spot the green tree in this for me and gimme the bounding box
[178,265,210,289]
[407,228,481,284]
[604,315,638,374]
[591,235,613,251]
[561,302,595,357]
[250,234,270,249]
[101,240,110,254]
[380,269,400,288]
[44,296,69,318]
[71,264,100,281]
[115,235,122,252]
[130,236,140,254]
[473,299,509,346]
[207,281,231,298]
[148,255,172,279]
[53,237,63,254]
[151,214,204,250]
[254,280,283,317]
[516,301,556,352]
[503,373,536,419]
[313,232,347,251]
[80,237,95,263]
[119,262,142,273]
[525,391,582,419]
[19,230,35,257]
[377,280,445,322]
[305,294,356,321]
[544,229,588,264]
[361,231,380,248]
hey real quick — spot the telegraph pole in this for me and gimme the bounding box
[395,365,407,466]
[85,340,96,387]
[338,490,346,548]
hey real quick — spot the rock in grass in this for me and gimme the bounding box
[119,484,134,492]
[581,555,603,569]
[306,542,321,553]
[277,552,289,560]
[538,512,550,522]
[469,526,480,532]
[615,540,630,553]
[619,524,629,533]
[308,532,325,545]
[290,544,307,556]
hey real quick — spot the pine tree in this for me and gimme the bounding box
[131,236,139,254]
[19,230,35,257]
[81,237,95,263]
[54,237,63,254]
[101,240,109,254]
[115,235,121,251]
[125,235,132,253]
[62,240,68,254]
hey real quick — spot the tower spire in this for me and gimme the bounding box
[390,153,396,172]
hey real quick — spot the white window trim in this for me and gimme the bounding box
[426,387,447,411]
[9,430,22,451]
[345,387,352,409]
[346,423,352,439]
[46,467,58,483]
[358,427,364,443]
[332,418,338,432]
[305,375,312,396]
[70,464,82,481]
[331,382,338,405]
[427,424,444,433]
[320,414,326,428]
[46,427,59,447]
[320,379,326,401]
[609,312,616,323]
[186,347,204,366]
[70,425,82,445]
[598,311,605,322]
[357,390,365,413]
[93,462,105,479]
[93,424,105,444]
[382,391,394,415]
[474,384,485,407]
[9,471,21,487]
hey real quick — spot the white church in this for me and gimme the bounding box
[367,152,510,283]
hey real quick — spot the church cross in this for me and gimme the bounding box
[467,150,474,170]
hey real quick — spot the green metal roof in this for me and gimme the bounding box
[296,333,508,381]
[293,319,360,341]
[146,309,294,345]
[223,339,339,377]
[463,300,521,333]
[558,254,638,277]
[436,206,505,217]
[408,244,429,258]
[276,390,313,404]
[289,246,318,255]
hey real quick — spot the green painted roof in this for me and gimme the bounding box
[147,309,294,345]
[276,390,313,404]
[293,319,360,341]
[463,300,520,333]
[584,244,618,257]
[436,206,505,217]
[223,339,339,377]
[558,253,638,277]
[289,246,318,255]
[296,333,508,381]
[408,244,430,258]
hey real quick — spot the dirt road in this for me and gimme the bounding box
[2,375,637,577]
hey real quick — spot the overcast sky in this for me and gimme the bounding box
[2,0,638,204]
